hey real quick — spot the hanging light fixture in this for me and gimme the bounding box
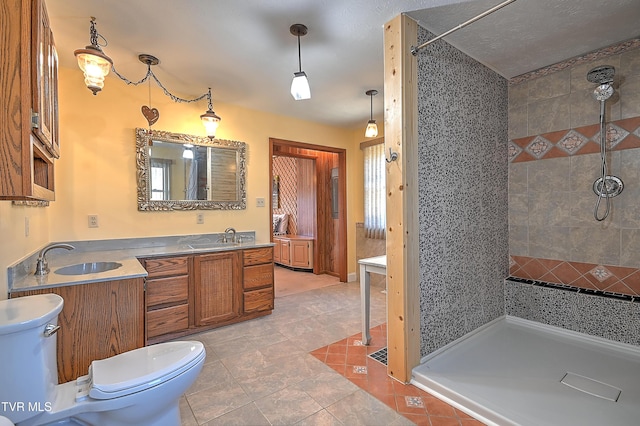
[74,17,113,95]
[365,89,379,138]
[290,24,311,100]
[200,88,221,139]
[74,18,221,137]
[182,144,194,159]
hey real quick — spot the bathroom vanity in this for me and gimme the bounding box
[8,233,274,382]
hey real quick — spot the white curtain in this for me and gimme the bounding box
[363,142,386,239]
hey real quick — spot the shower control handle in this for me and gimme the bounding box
[43,323,60,337]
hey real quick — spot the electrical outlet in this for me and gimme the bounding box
[256,197,265,207]
[25,217,30,237]
[88,215,99,228]
[196,213,204,224]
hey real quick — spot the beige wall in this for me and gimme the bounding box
[0,66,370,298]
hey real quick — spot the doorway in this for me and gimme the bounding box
[269,138,347,283]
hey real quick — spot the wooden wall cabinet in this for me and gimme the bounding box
[11,278,145,383]
[243,248,274,313]
[1,0,59,201]
[273,236,314,270]
[141,256,190,345]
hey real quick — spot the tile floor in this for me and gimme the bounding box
[179,272,482,425]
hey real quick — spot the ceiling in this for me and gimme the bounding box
[47,0,640,130]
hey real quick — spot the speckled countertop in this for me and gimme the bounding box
[8,232,272,293]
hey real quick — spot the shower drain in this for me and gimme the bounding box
[368,347,388,366]
[593,175,623,197]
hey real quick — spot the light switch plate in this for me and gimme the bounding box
[256,197,266,207]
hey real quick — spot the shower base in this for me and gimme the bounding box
[412,316,640,426]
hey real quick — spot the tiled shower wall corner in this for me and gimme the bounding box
[417,26,509,357]
[508,45,640,296]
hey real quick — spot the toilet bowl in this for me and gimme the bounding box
[0,294,205,426]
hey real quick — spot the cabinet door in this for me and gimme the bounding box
[273,239,281,263]
[11,278,144,383]
[291,240,312,268]
[193,251,242,326]
[31,0,59,158]
[281,240,291,265]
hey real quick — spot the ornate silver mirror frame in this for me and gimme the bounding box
[135,128,247,211]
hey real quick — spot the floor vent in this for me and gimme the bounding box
[368,347,388,366]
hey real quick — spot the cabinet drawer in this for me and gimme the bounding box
[146,275,189,308]
[244,288,274,313]
[243,247,273,266]
[243,264,273,290]
[143,256,189,278]
[147,304,189,339]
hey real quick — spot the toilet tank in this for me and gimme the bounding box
[0,294,63,423]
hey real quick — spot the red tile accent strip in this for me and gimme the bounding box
[509,256,640,296]
[509,116,640,163]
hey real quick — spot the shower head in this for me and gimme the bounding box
[587,65,616,102]
[586,65,615,84]
[593,83,614,101]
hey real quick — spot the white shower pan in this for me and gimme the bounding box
[412,316,640,426]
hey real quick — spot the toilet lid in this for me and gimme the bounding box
[89,341,205,400]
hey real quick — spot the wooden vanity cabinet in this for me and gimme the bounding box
[141,256,190,344]
[1,0,58,201]
[11,278,145,383]
[243,247,274,313]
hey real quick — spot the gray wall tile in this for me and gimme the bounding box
[417,26,508,357]
[528,95,571,135]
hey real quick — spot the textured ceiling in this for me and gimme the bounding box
[46,0,640,130]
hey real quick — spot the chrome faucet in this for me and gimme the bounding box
[34,243,75,276]
[224,227,237,243]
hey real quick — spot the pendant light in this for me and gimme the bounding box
[74,17,222,138]
[365,89,379,138]
[74,18,113,95]
[200,88,221,139]
[290,24,311,100]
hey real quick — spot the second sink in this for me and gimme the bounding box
[54,262,123,276]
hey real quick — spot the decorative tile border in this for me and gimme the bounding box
[509,255,640,296]
[509,117,640,163]
[509,38,640,85]
[507,276,639,303]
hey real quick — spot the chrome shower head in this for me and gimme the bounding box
[593,83,614,101]
[586,65,615,84]
[587,65,615,101]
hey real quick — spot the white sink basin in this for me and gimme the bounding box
[54,262,123,276]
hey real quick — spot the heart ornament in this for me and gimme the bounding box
[141,105,160,126]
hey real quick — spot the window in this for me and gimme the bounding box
[362,141,386,239]
[150,158,171,200]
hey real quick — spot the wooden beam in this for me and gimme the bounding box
[383,14,420,383]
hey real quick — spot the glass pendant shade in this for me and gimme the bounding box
[365,120,378,138]
[200,109,221,138]
[74,47,113,95]
[291,71,311,100]
[182,148,194,159]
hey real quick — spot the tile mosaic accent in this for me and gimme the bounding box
[510,255,640,296]
[417,26,509,357]
[510,117,640,162]
[505,278,640,346]
[509,38,640,85]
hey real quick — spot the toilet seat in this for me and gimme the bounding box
[88,341,205,400]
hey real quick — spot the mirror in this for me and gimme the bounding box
[135,128,247,211]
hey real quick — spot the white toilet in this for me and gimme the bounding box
[0,294,205,425]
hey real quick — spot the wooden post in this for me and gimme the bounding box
[383,14,420,383]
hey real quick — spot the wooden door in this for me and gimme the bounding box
[193,251,242,326]
[280,239,291,265]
